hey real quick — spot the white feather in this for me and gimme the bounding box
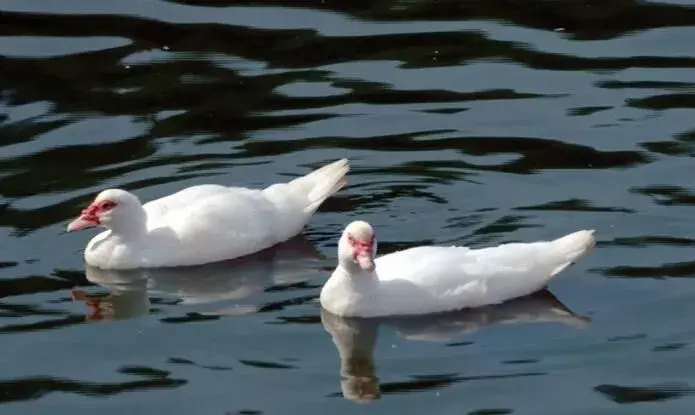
[74,159,350,269]
[320,221,595,318]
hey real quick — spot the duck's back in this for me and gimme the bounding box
[144,184,230,216]
[372,231,594,314]
[141,185,310,266]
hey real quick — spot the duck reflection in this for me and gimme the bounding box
[71,235,321,322]
[71,275,149,321]
[320,290,589,402]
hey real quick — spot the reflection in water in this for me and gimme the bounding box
[3,0,695,411]
[321,290,589,402]
[598,260,695,279]
[0,368,186,404]
[71,236,320,321]
[0,0,667,236]
[0,365,186,404]
[71,277,148,322]
[595,383,695,404]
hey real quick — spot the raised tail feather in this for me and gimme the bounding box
[547,229,596,277]
[290,158,350,214]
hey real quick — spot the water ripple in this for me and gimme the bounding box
[3,0,695,412]
[0,369,186,404]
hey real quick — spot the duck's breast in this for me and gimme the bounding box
[85,231,148,269]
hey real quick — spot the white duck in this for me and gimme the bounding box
[67,159,349,269]
[320,220,595,318]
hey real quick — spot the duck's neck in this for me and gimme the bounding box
[334,264,378,291]
[322,265,380,317]
[107,210,148,241]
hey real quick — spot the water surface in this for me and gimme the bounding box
[3,0,695,413]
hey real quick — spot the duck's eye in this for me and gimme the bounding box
[347,234,356,245]
[100,200,117,210]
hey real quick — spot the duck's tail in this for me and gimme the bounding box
[547,229,596,277]
[289,158,350,214]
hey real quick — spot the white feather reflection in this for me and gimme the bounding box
[71,235,321,321]
[320,290,589,402]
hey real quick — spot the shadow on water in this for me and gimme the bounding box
[320,290,589,403]
[0,367,187,405]
[597,260,695,279]
[69,235,322,322]
[0,269,89,333]
[595,383,695,404]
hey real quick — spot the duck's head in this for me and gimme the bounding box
[338,220,378,273]
[67,189,145,233]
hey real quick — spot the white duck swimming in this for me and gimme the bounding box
[320,220,595,317]
[67,159,349,269]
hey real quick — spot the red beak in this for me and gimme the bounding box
[353,240,375,271]
[67,204,101,232]
[355,253,375,271]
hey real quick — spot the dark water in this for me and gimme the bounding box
[3,0,695,413]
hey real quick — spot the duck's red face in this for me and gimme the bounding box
[348,233,375,271]
[67,199,118,232]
